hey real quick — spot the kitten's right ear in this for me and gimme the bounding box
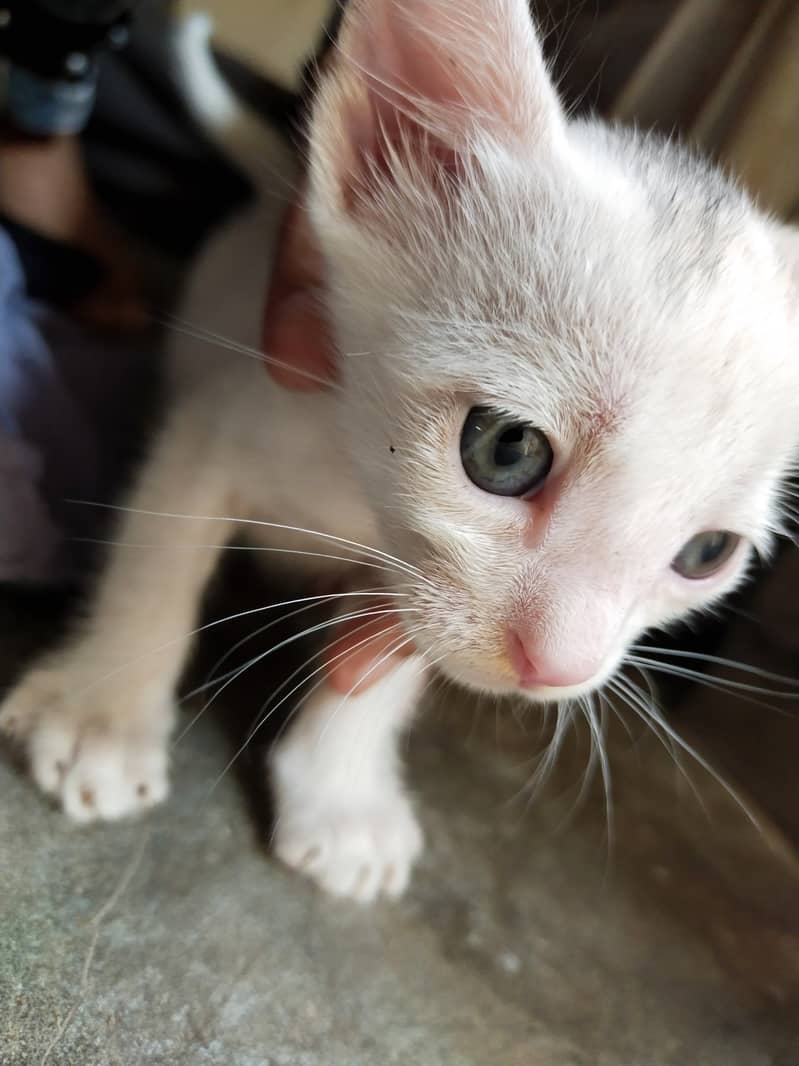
[308,0,564,217]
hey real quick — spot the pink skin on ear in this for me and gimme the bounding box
[311,0,562,223]
[262,195,337,391]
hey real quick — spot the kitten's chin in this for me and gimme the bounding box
[438,655,615,704]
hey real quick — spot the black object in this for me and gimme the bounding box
[0,212,103,306]
[0,1,136,83]
[82,8,303,259]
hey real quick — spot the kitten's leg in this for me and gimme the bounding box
[0,412,234,822]
[271,656,427,903]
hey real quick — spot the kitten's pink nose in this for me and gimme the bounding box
[507,629,594,690]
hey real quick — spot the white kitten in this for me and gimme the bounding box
[3,0,799,903]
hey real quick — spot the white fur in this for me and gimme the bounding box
[3,0,799,899]
[271,655,425,901]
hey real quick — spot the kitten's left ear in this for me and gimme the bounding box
[309,0,565,216]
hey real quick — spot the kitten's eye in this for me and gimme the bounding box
[671,531,740,579]
[460,406,553,497]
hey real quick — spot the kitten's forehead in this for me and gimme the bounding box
[386,128,779,376]
[517,135,764,346]
[389,129,799,541]
[333,112,799,517]
[437,128,798,438]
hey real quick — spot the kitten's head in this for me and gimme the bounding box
[307,0,799,699]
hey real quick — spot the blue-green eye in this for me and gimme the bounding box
[672,531,740,579]
[460,406,553,497]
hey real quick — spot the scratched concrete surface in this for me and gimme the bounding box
[2,554,799,1066]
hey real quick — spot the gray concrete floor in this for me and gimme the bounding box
[2,555,799,1066]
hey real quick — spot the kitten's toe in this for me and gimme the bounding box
[57,731,169,823]
[0,668,56,741]
[273,797,424,903]
[4,663,172,822]
[28,716,77,796]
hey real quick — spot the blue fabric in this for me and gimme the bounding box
[0,228,147,583]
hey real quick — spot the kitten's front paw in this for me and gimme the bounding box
[0,666,171,823]
[273,795,424,903]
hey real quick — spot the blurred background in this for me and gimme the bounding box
[186,0,799,219]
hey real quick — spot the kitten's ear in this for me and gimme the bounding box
[309,0,563,213]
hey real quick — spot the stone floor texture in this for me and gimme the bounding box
[2,550,799,1066]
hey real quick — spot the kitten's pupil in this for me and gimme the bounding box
[495,426,525,466]
[499,426,524,444]
[671,530,740,579]
[460,406,553,497]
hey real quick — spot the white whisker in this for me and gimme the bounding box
[180,606,422,750]
[626,655,799,711]
[67,499,432,585]
[611,673,706,814]
[517,700,575,808]
[315,632,423,749]
[607,674,760,832]
[153,312,342,392]
[60,590,405,707]
[247,615,438,749]
[209,620,435,787]
[179,593,371,708]
[631,644,799,687]
[73,535,425,582]
[584,693,613,853]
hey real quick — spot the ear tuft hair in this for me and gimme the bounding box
[309,0,563,215]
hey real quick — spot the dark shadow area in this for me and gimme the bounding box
[179,552,332,846]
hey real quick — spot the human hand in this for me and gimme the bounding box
[0,132,145,329]
[262,190,336,390]
[324,604,417,696]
